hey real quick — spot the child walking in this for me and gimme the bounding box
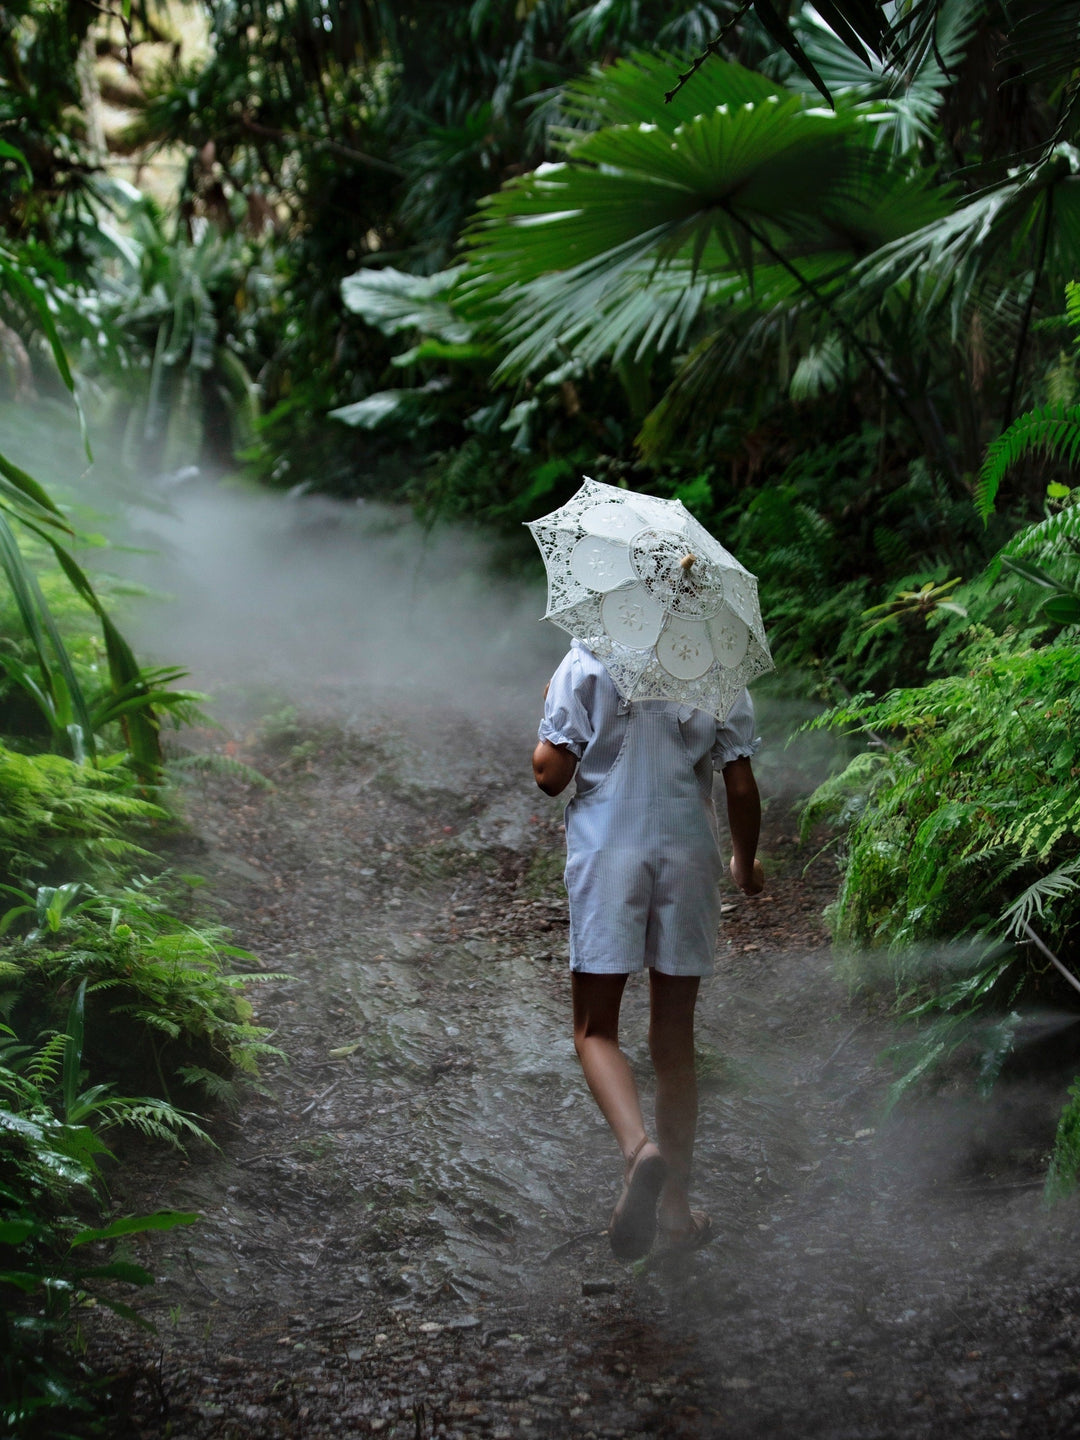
[533,638,764,1260]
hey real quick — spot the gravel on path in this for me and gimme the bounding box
[84,706,1080,1439]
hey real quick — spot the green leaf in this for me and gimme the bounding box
[750,0,834,105]
[1000,554,1061,589]
[0,1219,36,1245]
[341,266,470,342]
[0,140,32,180]
[70,1210,200,1246]
[0,259,75,394]
[0,1269,43,1292]
[1042,594,1080,625]
[0,451,70,531]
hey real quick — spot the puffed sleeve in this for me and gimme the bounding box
[538,646,593,759]
[712,688,761,770]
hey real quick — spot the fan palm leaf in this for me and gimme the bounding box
[780,0,982,154]
[844,154,1080,336]
[465,60,953,383]
[558,50,783,134]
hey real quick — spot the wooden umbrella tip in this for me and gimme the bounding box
[680,552,697,571]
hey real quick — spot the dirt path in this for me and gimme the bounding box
[86,703,1080,1439]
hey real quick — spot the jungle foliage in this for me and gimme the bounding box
[0,110,275,1438]
[4,4,1080,1415]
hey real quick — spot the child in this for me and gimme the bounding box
[533,638,764,1260]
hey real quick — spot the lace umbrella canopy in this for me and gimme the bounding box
[527,478,773,721]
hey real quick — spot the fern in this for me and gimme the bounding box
[167,753,274,790]
[805,540,1080,974]
[24,1030,67,1090]
[1046,1076,1080,1203]
[175,1065,246,1111]
[1000,858,1080,936]
[976,278,1080,523]
[998,503,1080,567]
[975,404,1080,522]
[88,1099,212,1149]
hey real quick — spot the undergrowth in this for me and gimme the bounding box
[803,500,1080,1193]
[1,984,201,1436]
[0,708,284,1432]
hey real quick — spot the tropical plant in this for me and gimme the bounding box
[87,193,265,475]
[1,144,202,776]
[1,873,287,1103]
[125,1,750,488]
[0,993,199,1436]
[462,14,1077,478]
[975,282,1080,521]
[801,501,1080,1185]
[0,743,164,888]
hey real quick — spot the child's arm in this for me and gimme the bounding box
[533,739,577,796]
[723,756,764,894]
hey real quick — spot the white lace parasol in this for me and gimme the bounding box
[527,477,773,720]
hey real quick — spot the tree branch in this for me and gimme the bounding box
[239,114,404,178]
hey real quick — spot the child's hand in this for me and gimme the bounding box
[533,739,577,796]
[730,856,765,895]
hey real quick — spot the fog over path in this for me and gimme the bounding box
[81,480,1080,1438]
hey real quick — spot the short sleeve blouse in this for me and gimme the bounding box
[539,641,760,770]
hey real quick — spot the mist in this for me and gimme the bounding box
[57,463,1078,1435]
[87,471,837,792]
[97,476,566,742]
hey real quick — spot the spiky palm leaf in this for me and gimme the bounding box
[780,0,981,154]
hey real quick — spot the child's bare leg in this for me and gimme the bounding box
[571,972,651,1160]
[648,971,700,1231]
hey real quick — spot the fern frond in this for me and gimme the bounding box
[110,1009,183,1040]
[1000,504,1080,564]
[25,1030,67,1090]
[93,1098,213,1148]
[176,1065,244,1111]
[167,753,274,791]
[1000,858,1080,936]
[976,404,1080,522]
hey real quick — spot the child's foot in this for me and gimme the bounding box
[609,1138,668,1260]
[657,1209,714,1253]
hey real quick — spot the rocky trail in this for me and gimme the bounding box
[85,699,1080,1439]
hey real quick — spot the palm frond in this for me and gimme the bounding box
[846,157,1079,337]
[465,66,949,384]
[789,334,853,399]
[783,0,981,154]
[558,49,782,135]
[999,0,1080,90]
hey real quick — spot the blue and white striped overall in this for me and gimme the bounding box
[539,641,758,977]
